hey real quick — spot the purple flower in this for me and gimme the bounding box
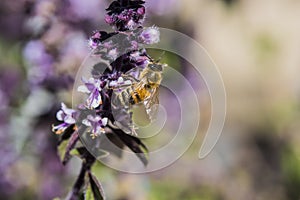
[105,0,146,31]
[82,115,108,139]
[104,15,114,24]
[89,31,102,49]
[131,40,139,50]
[107,48,119,60]
[126,18,138,30]
[77,77,103,109]
[52,103,77,134]
[137,7,145,15]
[88,31,116,49]
[129,51,150,68]
[140,26,160,44]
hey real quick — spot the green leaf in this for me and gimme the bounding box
[57,140,68,163]
[57,132,80,165]
[88,172,105,200]
[113,128,149,166]
[85,184,93,200]
[70,148,81,157]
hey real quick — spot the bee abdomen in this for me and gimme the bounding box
[130,91,142,105]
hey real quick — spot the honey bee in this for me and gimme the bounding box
[110,60,166,134]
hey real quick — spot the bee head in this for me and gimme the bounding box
[148,63,163,72]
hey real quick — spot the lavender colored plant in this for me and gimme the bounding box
[52,0,163,199]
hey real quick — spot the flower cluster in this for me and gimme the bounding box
[53,0,161,140]
[105,0,146,31]
[49,0,163,199]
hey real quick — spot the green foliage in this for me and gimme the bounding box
[85,184,93,200]
[281,147,300,199]
[0,38,23,67]
[149,180,220,200]
[57,140,69,163]
[253,33,278,63]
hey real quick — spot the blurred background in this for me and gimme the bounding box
[1,0,300,199]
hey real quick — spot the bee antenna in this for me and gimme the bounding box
[156,51,165,62]
[145,51,166,63]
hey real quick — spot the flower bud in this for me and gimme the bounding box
[140,26,160,44]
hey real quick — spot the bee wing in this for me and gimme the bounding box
[110,66,142,92]
[125,66,144,81]
[144,87,160,122]
[111,87,134,134]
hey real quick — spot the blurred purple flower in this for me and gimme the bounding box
[0,90,8,113]
[23,40,54,85]
[67,0,105,21]
[0,91,10,135]
[52,103,77,134]
[0,69,20,97]
[146,0,180,16]
[0,121,17,197]
[24,15,50,37]
[77,77,103,109]
[82,115,108,139]
[61,32,89,59]
[0,126,16,171]
[0,69,21,122]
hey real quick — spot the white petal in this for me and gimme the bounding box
[77,85,90,93]
[95,81,101,90]
[56,110,64,121]
[96,127,105,135]
[65,115,76,124]
[65,107,75,116]
[101,117,108,126]
[94,115,102,122]
[82,119,91,126]
[89,94,102,108]
[81,76,88,83]
[88,77,95,83]
[61,102,67,110]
